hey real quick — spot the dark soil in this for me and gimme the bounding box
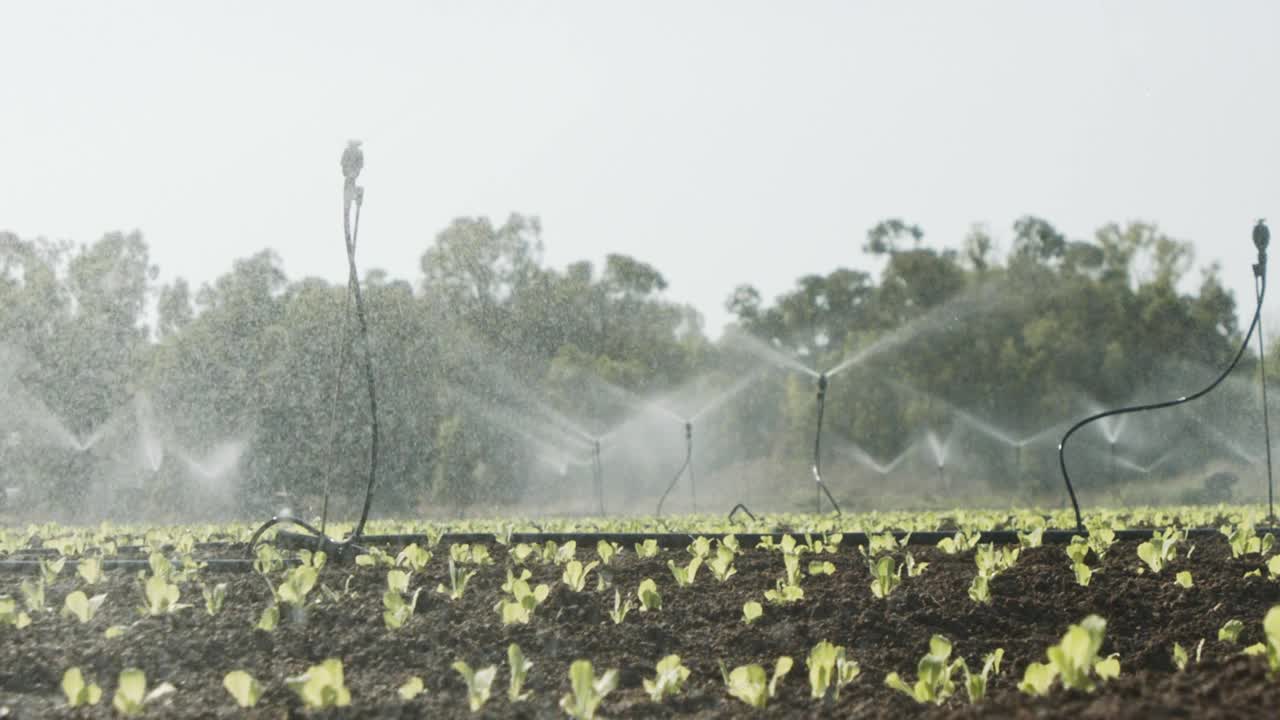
[2,536,1279,718]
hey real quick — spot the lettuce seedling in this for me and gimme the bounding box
[296,548,327,569]
[563,560,600,592]
[78,557,104,586]
[202,582,226,616]
[383,585,423,630]
[885,635,960,705]
[437,559,477,601]
[553,540,577,565]
[1176,571,1194,589]
[40,556,66,585]
[667,557,701,587]
[644,654,690,702]
[1065,536,1091,565]
[141,575,188,616]
[609,588,633,625]
[635,539,660,558]
[597,540,620,566]
[452,660,497,712]
[287,658,351,709]
[1219,619,1245,643]
[277,566,318,608]
[1243,606,1280,674]
[1222,524,1275,558]
[497,576,550,625]
[637,578,662,611]
[0,595,32,629]
[256,604,279,632]
[1072,562,1093,587]
[398,676,426,701]
[1137,529,1180,574]
[869,556,902,599]
[742,601,763,625]
[688,536,713,559]
[395,543,432,571]
[968,574,991,605]
[809,560,837,576]
[508,643,532,702]
[708,546,737,582]
[1024,615,1119,693]
[112,668,175,716]
[765,578,804,605]
[974,544,1019,576]
[61,667,102,707]
[355,547,395,567]
[253,544,285,574]
[561,659,618,719]
[1018,662,1056,696]
[958,648,1003,703]
[1019,526,1045,548]
[223,670,261,708]
[936,530,979,555]
[807,640,860,701]
[719,657,793,709]
[62,590,107,624]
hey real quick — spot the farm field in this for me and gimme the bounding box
[2,506,1280,718]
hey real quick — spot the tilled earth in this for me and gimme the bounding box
[2,536,1280,718]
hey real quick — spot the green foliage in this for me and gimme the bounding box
[742,600,763,624]
[806,640,860,701]
[869,555,902,599]
[508,643,532,702]
[497,575,550,625]
[596,540,620,566]
[112,668,175,715]
[436,558,477,601]
[452,660,497,712]
[937,531,980,555]
[560,660,618,719]
[644,655,690,702]
[398,676,426,701]
[959,648,1004,704]
[1137,529,1181,574]
[395,543,431,572]
[1219,619,1245,644]
[719,656,793,709]
[637,578,662,612]
[222,670,261,708]
[1020,615,1120,695]
[40,556,66,585]
[635,539,660,558]
[885,635,960,705]
[277,565,318,607]
[1175,570,1194,589]
[62,667,102,707]
[667,556,701,587]
[707,545,738,581]
[287,659,351,709]
[62,590,107,623]
[256,605,279,632]
[202,582,226,616]
[563,559,600,592]
[609,588,633,625]
[77,557,104,585]
[141,574,188,616]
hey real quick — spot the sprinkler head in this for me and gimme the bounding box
[817,373,828,394]
[684,421,692,439]
[1256,219,1270,253]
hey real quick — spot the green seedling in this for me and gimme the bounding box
[644,654,690,702]
[708,546,737,581]
[40,556,66,585]
[383,586,423,630]
[637,578,662,611]
[597,540,620,565]
[437,558,477,600]
[809,560,837,576]
[287,658,351,709]
[968,574,992,604]
[609,588,633,624]
[688,536,713,559]
[452,660,497,712]
[508,643,533,702]
[807,640,860,701]
[141,575,188,616]
[563,559,600,593]
[667,556,701,587]
[870,555,902,599]
[78,557,104,585]
[742,600,763,625]
[223,670,261,708]
[1020,614,1120,694]
[1072,562,1093,587]
[497,576,550,625]
[112,668,175,716]
[277,565,318,607]
[398,676,426,701]
[560,659,618,719]
[62,590,107,624]
[62,667,102,707]
[719,656,793,709]
[1137,529,1180,574]
[885,635,961,705]
[202,582,226,616]
[1243,605,1280,675]
[937,530,979,555]
[1176,571,1194,589]
[256,605,279,631]
[959,648,1003,703]
[635,539,660,558]
[1219,619,1245,644]
[395,543,432,571]
[765,578,804,605]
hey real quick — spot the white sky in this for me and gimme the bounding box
[4,1,1279,336]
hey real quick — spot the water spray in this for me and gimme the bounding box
[811,373,842,515]
[655,421,694,516]
[1059,220,1274,532]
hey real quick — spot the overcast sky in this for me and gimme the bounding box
[4,1,1279,336]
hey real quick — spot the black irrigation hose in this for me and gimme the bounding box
[1256,270,1276,523]
[346,189,380,544]
[811,374,843,516]
[1059,226,1269,533]
[727,503,758,523]
[655,423,693,517]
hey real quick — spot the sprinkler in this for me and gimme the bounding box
[656,421,694,517]
[247,141,380,561]
[811,373,842,515]
[1059,220,1275,532]
[1254,220,1275,523]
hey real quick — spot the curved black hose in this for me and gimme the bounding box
[811,375,843,515]
[345,190,380,543]
[728,503,758,523]
[244,516,360,558]
[1058,263,1266,533]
